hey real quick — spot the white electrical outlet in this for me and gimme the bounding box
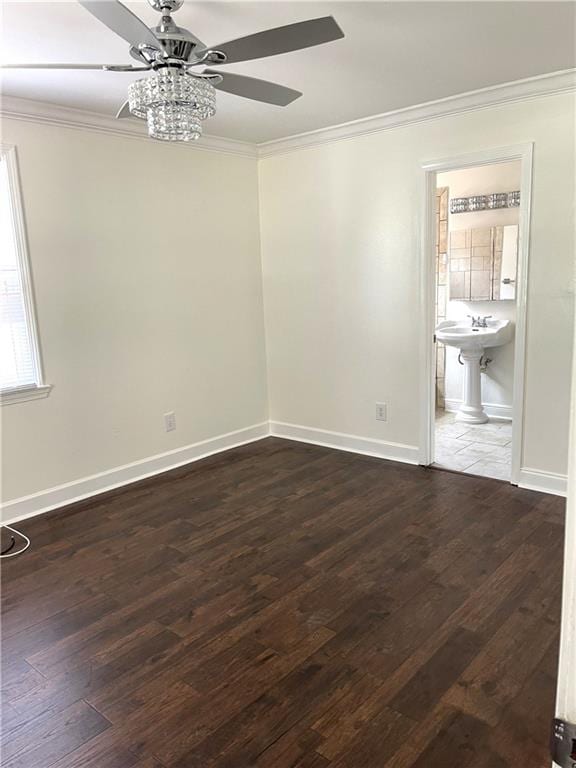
[164,411,176,432]
[375,402,387,422]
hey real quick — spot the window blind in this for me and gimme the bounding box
[0,153,38,391]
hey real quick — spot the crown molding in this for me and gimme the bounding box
[257,68,576,158]
[2,69,574,160]
[0,95,258,158]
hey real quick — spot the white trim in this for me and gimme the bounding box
[1,384,52,405]
[511,146,534,484]
[554,299,576,729]
[0,96,258,158]
[420,163,438,466]
[1,71,574,160]
[443,398,513,421]
[270,421,420,465]
[258,69,576,158]
[420,142,534,489]
[1,419,566,526]
[0,143,50,397]
[517,468,567,497]
[1,422,269,525]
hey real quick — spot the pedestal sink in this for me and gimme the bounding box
[436,319,513,424]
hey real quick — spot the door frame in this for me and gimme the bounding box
[419,143,534,485]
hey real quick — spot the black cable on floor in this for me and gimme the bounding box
[1,535,16,556]
[0,525,31,558]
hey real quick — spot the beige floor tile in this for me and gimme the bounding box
[466,459,511,481]
[433,451,478,472]
[435,422,472,439]
[457,428,511,447]
[463,421,512,434]
[434,410,512,480]
[436,435,473,452]
[454,442,512,463]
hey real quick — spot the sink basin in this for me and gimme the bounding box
[435,318,514,424]
[436,319,513,351]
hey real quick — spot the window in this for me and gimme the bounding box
[0,145,50,404]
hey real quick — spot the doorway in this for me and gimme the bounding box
[420,145,533,486]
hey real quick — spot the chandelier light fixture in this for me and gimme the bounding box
[2,0,345,143]
[128,68,216,141]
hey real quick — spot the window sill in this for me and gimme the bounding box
[1,384,52,406]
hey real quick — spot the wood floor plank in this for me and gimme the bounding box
[444,564,562,726]
[46,729,143,768]
[1,437,565,768]
[389,627,482,721]
[485,640,559,766]
[1,700,111,768]
[408,710,491,768]
[328,705,416,767]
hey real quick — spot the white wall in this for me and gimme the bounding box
[437,161,521,415]
[259,93,575,479]
[554,296,576,761]
[0,118,268,504]
[1,89,573,510]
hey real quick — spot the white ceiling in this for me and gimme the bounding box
[1,1,575,143]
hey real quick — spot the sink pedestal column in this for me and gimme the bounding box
[456,349,489,424]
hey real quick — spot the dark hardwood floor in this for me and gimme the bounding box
[1,437,565,768]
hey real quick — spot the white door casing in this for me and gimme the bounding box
[419,143,534,486]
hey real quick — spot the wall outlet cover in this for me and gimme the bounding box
[376,403,387,422]
[164,412,176,432]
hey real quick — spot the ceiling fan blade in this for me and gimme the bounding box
[203,69,301,106]
[0,63,150,71]
[77,0,163,52]
[115,100,144,119]
[198,16,344,65]
[116,100,131,118]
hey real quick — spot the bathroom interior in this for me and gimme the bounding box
[434,160,520,481]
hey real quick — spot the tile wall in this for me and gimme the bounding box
[448,226,505,302]
[435,187,448,408]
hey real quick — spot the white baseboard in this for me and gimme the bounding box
[444,398,513,421]
[517,468,567,497]
[2,420,565,525]
[1,422,270,525]
[269,421,420,465]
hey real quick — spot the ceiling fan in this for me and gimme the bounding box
[2,0,345,142]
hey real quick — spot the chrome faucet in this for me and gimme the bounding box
[466,315,492,328]
[468,315,493,328]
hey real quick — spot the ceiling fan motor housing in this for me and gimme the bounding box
[155,25,199,62]
[129,16,203,65]
[148,0,184,12]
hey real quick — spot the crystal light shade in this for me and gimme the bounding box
[128,69,216,142]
